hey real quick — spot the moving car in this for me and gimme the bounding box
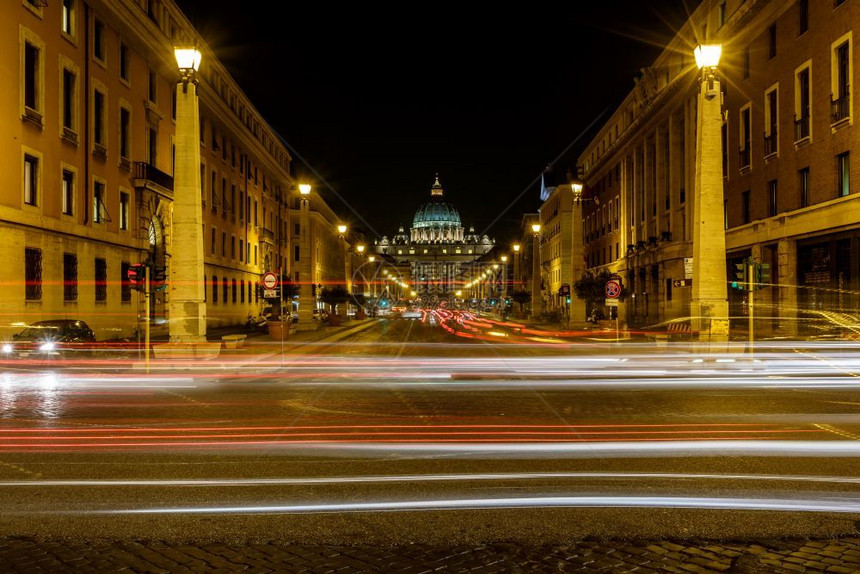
[400,308,423,320]
[2,320,96,359]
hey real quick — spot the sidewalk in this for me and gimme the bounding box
[2,536,858,572]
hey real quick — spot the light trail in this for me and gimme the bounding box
[98,495,860,515]
[6,471,860,488]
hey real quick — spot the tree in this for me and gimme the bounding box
[510,290,531,314]
[319,287,350,315]
[573,270,627,308]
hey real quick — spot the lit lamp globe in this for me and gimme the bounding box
[298,183,312,196]
[174,47,201,73]
[531,223,541,234]
[368,256,376,262]
[501,255,508,263]
[356,245,365,254]
[337,224,347,234]
[694,44,722,69]
[513,244,520,253]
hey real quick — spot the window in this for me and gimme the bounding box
[240,280,245,303]
[222,278,228,304]
[739,104,751,169]
[764,85,778,156]
[119,192,129,230]
[62,0,75,37]
[148,68,157,103]
[212,275,218,303]
[239,239,244,262]
[93,89,105,148]
[25,248,42,301]
[768,24,777,59]
[799,168,810,208]
[147,126,157,166]
[742,190,751,224]
[62,68,76,132]
[231,236,235,259]
[254,245,257,265]
[210,228,216,254]
[93,19,105,63]
[221,232,226,257]
[294,245,300,261]
[63,253,77,301]
[24,154,38,206]
[93,180,105,223]
[837,152,850,197]
[95,258,107,301]
[795,64,811,140]
[62,169,74,215]
[832,36,851,123]
[121,262,131,302]
[119,107,130,159]
[768,180,778,216]
[24,40,41,116]
[119,42,130,81]
[798,0,809,35]
[231,279,237,304]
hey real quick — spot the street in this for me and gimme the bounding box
[1,317,859,554]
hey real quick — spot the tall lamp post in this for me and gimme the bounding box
[337,224,349,293]
[295,183,315,329]
[569,179,587,325]
[512,244,521,293]
[530,223,542,319]
[691,44,729,341]
[168,47,206,344]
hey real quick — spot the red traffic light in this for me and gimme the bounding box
[127,263,147,291]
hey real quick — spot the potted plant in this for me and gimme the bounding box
[319,287,350,326]
[268,281,300,340]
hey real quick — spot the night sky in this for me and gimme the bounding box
[175,1,700,243]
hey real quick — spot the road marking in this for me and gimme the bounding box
[814,423,860,441]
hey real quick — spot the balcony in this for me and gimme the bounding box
[831,92,850,124]
[794,115,810,141]
[259,227,275,245]
[763,132,777,157]
[132,162,173,199]
[738,147,751,170]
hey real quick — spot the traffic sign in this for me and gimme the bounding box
[605,298,619,307]
[559,283,571,296]
[261,272,278,290]
[605,279,622,299]
[673,279,692,288]
[263,289,278,299]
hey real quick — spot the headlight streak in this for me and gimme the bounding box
[5,470,860,488]
[97,495,860,516]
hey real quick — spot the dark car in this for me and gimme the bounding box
[2,320,97,359]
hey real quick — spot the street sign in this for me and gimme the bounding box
[684,257,693,280]
[673,279,692,288]
[263,289,278,298]
[605,279,621,299]
[261,272,278,290]
[559,283,571,296]
[605,298,619,307]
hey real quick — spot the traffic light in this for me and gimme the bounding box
[566,296,571,304]
[151,266,167,292]
[754,263,771,290]
[732,261,747,290]
[127,263,147,292]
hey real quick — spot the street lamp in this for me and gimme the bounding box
[293,183,315,329]
[531,223,542,319]
[569,177,586,324]
[168,46,206,344]
[691,44,729,341]
[337,224,347,235]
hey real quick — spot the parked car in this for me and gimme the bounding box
[400,308,423,320]
[2,320,96,359]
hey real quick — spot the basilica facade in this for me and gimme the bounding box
[374,176,494,295]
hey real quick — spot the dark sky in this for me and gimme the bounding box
[175,1,700,243]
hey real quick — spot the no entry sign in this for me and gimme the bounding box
[261,272,278,290]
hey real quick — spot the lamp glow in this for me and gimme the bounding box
[356,245,365,254]
[337,224,347,234]
[694,44,722,69]
[531,224,541,234]
[501,255,508,262]
[513,244,520,252]
[298,184,312,195]
[368,256,376,262]
[174,48,202,72]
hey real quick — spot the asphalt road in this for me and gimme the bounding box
[1,317,859,545]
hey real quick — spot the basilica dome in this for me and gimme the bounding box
[412,176,461,229]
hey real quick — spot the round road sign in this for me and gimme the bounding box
[261,272,278,290]
[605,279,622,299]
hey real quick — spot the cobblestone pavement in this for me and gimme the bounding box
[2,537,860,573]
